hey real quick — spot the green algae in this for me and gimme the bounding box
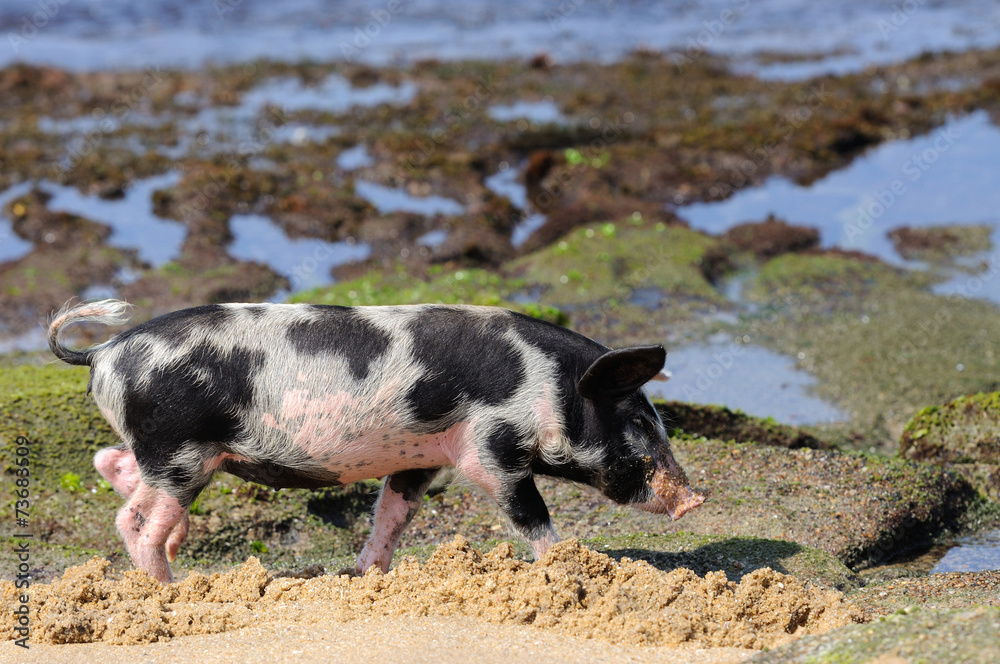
[751,606,1000,664]
[289,265,568,325]
[510,220,725,305]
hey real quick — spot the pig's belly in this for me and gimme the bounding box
[251,416,477,485]
[308,425,459,484]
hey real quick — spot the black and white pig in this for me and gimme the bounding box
[48,299,705,583]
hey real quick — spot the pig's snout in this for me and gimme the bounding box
[639,467,706,520]
[665,488,705,520]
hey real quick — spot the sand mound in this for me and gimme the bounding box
[2,537,860,649]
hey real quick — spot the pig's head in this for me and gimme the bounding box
[576,345,705,520]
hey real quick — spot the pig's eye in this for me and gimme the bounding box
[631,417,643,428]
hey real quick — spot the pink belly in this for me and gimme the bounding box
[260,388,482,483]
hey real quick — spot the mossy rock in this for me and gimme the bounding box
[654,400,833,450]
[751,606,1000,664]
[900,392,1000,465]
[743,252,1000,452]
[888,224,994,264]
[748,252,915,301]
[288,265,568,326]
[900,392,1000,500]
[509,220,725,306]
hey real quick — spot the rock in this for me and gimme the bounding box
[654,400,833,450]
[751,606,1000,664]
[900,392,1000,500]
[667,440,974,569]
[888,224,992,263]
[722,216,820,261]
[848,569,1000,619]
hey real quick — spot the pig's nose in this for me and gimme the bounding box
[669,490,705,520]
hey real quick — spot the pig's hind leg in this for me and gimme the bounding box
[356,468,441,574]
[113,453,220,583]
[94,444,141,498]
[115,479,190,583]
[95,445,188,567]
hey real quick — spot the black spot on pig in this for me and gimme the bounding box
[485,422,530,469]
[113,305,233,346]
[220,460,342,489]
[405,309,526,424]
[502,475,552,536]
[386,469,440,503]
[119,341,265,495]
[285,306,391,381]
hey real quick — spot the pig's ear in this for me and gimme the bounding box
[578,345,666,401]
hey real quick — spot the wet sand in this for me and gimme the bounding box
[3,537,859,662]
[4,616,754,664]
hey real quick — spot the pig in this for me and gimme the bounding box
[48,299,704,583]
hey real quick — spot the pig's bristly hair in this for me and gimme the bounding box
[47,299,134,366]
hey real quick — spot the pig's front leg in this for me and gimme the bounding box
[497,473,559,559]
[356,468,441,574]
[457,430,559,559]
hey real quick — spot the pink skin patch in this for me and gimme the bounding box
[115,480,187,583]
[262,389,499,487]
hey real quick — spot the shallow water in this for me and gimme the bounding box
[932,529,1000,573]
[354,180,465,216]
[484,163,546,247]
[678,111,1000,306]
[0,182,35,263]
[4,1,998,79]
[645,338,847,426]
[228,214,372,293]
[169,74,412,156]
[487,100,565,125]
[337,144,375,171]
[678,112,1000,262]
[38,172,185,267]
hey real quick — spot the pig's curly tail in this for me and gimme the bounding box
[47,299,133,366]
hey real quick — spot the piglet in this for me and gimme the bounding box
[49,299,704,582]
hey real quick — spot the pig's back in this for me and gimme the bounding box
[86,303,606,473]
